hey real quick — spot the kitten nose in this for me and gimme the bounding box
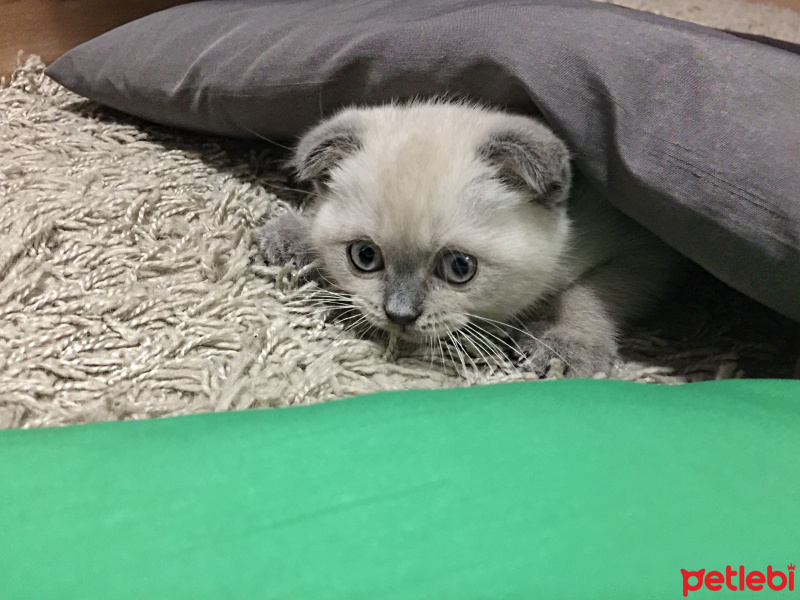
[384,273,424,326]
[384,304,422,326]
[383,292,423,326]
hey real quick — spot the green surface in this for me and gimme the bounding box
[1,379,798,599]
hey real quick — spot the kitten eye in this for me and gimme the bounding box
[436,251,477,284]
[348,241,384,272]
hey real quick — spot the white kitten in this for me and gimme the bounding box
[256,101,680,377]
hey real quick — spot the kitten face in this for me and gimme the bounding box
[294,102,572,342]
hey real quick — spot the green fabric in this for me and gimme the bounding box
[1,379,798,599]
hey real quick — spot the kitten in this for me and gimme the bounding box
[256,101,680,377]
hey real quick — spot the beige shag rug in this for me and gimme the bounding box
[2,0,799,429]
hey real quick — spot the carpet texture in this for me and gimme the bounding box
[2,0,799,429]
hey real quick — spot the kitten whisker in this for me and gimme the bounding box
[440,331,460,375]
[465,312,574,372]
[285,299,353,311]
[424,333,437,371]
[457,327,495,371]
[342,316,369,334]
[284,294,349,304]
[464,327,507,373]
[328,308,362,321]
[287,282,340,295]
[460,324,511,373]
[240,125,295,151]
[432,323,449,375]
[462,317,524,356]
[260,182,324,201]
[313,270,343,291]
[289,302,359,324]
[285,307,353,320]
[444,322,474,379]
[285,287,351,303]
[286,292,349,304]
[329,312,368,333]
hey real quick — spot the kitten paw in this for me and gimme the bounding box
[514,330,618,378]
[255,211,314,269]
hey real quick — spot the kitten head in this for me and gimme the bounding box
[291,101,572,342]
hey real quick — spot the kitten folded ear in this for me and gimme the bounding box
[478,124,572,208]
[289,111,363,184]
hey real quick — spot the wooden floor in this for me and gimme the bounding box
[0,0,192,79]
[1,0,799,80]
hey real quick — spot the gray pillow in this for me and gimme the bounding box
[45,0,800,322]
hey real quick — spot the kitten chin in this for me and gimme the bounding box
[256,99,681,378]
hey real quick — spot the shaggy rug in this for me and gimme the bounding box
[1,0,799,429]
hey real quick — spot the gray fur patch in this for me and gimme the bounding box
[255,211,314,269]
[290,114,363,183]
[383,270,425,326]
[478,130,571,208]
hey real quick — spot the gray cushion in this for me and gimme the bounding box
[45,0,800,322]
